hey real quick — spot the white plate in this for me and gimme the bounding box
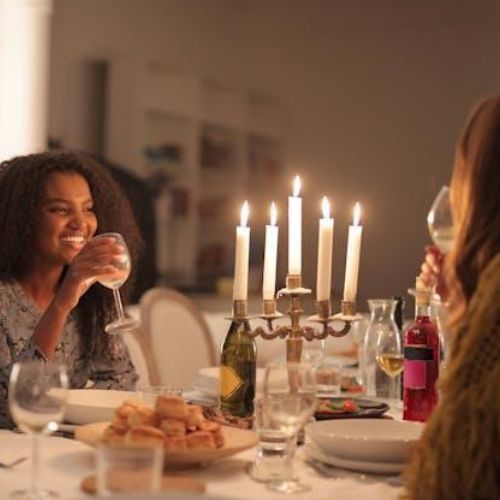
[65,389,140,425]
[303,442,405,475]
[306,418,423,463]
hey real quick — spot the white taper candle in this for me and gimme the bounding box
[316,196,334,301]
[263,202,279,300]
[233,201,250,301]
[288,176,302,276]
[343,202,363,302]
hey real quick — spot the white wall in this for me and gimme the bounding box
[49,0,500,313]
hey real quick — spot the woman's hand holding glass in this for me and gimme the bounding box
[8,361,68,499]
[263,360,317,494]
[56,234,125,311]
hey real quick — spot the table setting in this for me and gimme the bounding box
[0,174,442,499]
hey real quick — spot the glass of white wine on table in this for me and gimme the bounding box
[93,232,138,334]
[8,360,69,500]
[375,318,404,406]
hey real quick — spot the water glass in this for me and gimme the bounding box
[314,359,342,397]
[264,360,317,494]
[247,398,289,482]
[96,445,163,496]
[138,386,183,406]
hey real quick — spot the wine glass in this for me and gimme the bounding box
[374,312,403,404]
[8,361,68,499]
[93,232,138,334]
[263,360,317,494]
[427,186,454,253]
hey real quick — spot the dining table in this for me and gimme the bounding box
[0,401,404,500]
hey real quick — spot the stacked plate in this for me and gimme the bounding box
[305,419,424,474]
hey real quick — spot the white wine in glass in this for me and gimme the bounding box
[375,320,403,403]
[9,361,68,499]
[93,232,138,334]
[427,186,455,253]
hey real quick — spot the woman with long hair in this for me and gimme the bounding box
[0,150,142,428]
[406,94,500,499]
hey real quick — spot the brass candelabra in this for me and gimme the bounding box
[229,274,362,363]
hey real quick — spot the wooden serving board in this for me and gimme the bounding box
[81,473,206,495]
[75,421,258,468]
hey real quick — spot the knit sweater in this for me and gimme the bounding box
[404,252,500,500]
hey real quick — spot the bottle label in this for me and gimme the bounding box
[219,365,244,398]
[404,346,433,389]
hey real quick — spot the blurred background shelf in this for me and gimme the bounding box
[104,57,286,291]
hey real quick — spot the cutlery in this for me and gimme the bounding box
[0,456,28,469]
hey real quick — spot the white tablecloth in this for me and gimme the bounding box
[0,430,401,500]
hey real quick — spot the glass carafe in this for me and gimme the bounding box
[362,299,399,397]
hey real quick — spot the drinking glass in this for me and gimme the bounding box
[8,361,69,499]
[247,398,288,483]
[375,311,403,403]
[427,186,454,253]
[263,360,317,494]
[96,445,163,496]
[94,232,138,334]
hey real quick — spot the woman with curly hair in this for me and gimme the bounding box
[405,94,500,499]
[0,150,142,428]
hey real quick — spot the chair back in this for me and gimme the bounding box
[140,287,217,387]
[121,326,160,386]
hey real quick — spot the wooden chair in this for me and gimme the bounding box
[139,287,217,388]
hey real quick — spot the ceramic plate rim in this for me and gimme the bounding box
[307,418,423,443]
[303,442,405,474]
[75,421,259,467]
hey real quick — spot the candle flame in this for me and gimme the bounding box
[321,196,330,219]
[353,202,361,226]
[293,175,301,197]
[270,202,277,226]
[240,201,249,227]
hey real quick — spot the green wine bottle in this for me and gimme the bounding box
[219,319,257,417]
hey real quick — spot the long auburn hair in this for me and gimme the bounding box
[446,94,500,327]
[0,150,143,354]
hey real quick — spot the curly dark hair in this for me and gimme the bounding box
[0,150,143,353]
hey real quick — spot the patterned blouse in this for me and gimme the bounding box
[0,281,138,429]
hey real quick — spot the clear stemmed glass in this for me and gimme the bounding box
[427,186,454,253]
[93,232,138,334]
[263,360,317,494]
[374,308,403,404]
[8,361,69,499]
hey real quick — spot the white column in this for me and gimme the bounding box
[0,0,54,161]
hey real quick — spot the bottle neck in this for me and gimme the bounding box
[415,303,431,318]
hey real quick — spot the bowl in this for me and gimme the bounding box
[65,389,138,425]
[306,418,424,463]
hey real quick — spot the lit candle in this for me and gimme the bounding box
[263,202,279,301]
[288,176,302,275]
[316,196,334,301]
[233,201,250,301]
[343,202,363,302]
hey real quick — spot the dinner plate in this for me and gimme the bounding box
[75,421,259,468]
[303,442,405,475]
[315,397,389,420]
[306,418,423,463]
[65,389,140,425]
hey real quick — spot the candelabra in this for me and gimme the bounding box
[229,274,362,363]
